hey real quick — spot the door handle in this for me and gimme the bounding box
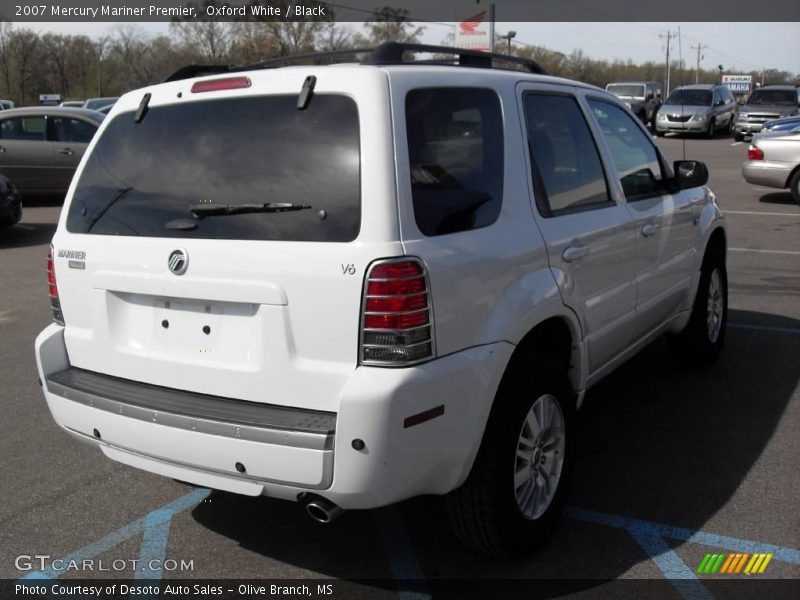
[562,244,589,263]
[641,223,660,237]
[57,148,74,155]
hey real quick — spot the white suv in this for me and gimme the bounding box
[35,43,727,557]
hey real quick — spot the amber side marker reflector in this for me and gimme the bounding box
[404,405,445,428]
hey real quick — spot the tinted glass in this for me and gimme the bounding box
[665,89,713,106]
[523,93,610,214]
[84,97,118,110]
[67,95,360,241]
[589,100,664,201]
[0,116,46,140]
[406,88,503,236]
[51,117,96,143]
[747,90,797,106]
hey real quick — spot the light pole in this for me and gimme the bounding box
[501,31,516,53]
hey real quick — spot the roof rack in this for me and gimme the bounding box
[164,42,547,82]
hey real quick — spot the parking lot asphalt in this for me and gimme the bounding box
[1,134,798,599]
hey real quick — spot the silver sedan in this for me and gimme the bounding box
[741,130,800,204]
[0,106,104,197]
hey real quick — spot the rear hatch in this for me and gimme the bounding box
[52,68,401,413]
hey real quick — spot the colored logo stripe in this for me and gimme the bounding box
[698,552,773,574]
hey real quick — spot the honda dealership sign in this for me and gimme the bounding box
[455,9,494,52]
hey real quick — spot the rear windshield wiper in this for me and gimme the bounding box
[190,202,312,218]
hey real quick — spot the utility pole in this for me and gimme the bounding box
[659,31,677,95]
[690,43,707,84]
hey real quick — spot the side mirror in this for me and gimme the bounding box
[715,99,725,106]
[672,160,709,191]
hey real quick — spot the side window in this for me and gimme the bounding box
[51,117,96,143]
[588,99,665,201]
[523,92,611,215]
[406,87,503,236]
[0,116,46,141]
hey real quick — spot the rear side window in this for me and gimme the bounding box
[66,95,360,242]
[51,117,96,143]
[523,93,611,215]
[1,116,46,140]
[406,88,503,236]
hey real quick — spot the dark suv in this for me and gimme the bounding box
[733,85,800,141]
[605,81,662,128]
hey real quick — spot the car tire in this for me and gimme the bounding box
[706,119,716,138]
[789,169,800,205]
[656,130,665,137]
[734,132,744,142]
[446,353,574,557]
[668,245,727,365]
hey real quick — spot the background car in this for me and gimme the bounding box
[0,99,15,111]
[742,130,800,204]
[83,97,119,111]
[655,84,737,137]
[605,81,662,128]
[0,173,22,230]
[96,104,115,115]
[733,85,800,141]
[761,115,800,134]
[0,107,104,197]
[59,100,85,108]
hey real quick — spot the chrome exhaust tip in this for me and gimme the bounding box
[303,496,344,524]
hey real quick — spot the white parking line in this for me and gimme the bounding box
[730,248,800,255]
[725,210,800,217]
[730,142,743,146]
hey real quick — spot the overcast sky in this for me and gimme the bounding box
[22,21,800,75]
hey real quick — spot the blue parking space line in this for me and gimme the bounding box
[729,323,800,335]
[374,509,431,600]
[134,508,175,580]
[566,507,800,564]
[627,524,714,600]
[20,488,210,580]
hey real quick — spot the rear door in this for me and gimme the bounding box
[0,114,55,193]
[584,97,696,338]
[48,115,98,192]
[519,84,637,375]
[53,69,400,413]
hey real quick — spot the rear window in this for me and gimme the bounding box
[406,88,503,236]
[606,84,646,98]
[67,94,360,242]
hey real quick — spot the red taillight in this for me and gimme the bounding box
[360,258,434,366]
[748,145,764,160]
[191,76,252,93]
[47,245,64,325]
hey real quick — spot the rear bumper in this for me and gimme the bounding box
[35,323,512,509]
[741,160,792,189]
[733,122,763,136]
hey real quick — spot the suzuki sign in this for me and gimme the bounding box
[722,75,753,95]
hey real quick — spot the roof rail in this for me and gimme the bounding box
[363,42,547,74]
[164,42,547,82]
